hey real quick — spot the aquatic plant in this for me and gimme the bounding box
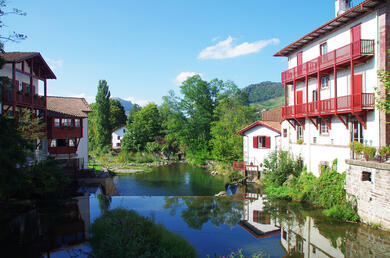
[90,208,196,258]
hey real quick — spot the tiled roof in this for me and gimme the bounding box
[237,120,281,135]
[261,107,283,122]
[47,96,92,118]
[0,51,56,79]
[0,52,40,62]
[274,0,384,57]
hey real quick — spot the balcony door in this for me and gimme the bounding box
[353,74,363,108]
[351,25,361,56]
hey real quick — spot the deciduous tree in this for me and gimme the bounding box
[95,80,111,149]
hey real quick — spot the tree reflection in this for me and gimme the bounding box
[164,196,243,230]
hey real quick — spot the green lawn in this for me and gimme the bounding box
[250,96,284,111]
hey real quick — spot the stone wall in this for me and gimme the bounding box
[345,159,390,230]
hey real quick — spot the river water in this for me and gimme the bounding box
[2,164,390,257]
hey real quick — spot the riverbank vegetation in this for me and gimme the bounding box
[88,75,257,172]
[90,208,197,258]
[262,151,359,222]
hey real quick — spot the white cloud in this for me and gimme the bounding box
[46,58,64,70]
[175,72,202,85]
[198,36,280,60]
[124,96,149,107]
[70,93,95,104]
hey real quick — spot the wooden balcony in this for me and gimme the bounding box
[281,40,375,84]
[282,93,375,119]
[48,146,77,155]
[3,90,46,109]
[48,126,82,139]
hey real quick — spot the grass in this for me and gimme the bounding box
[250,96,284,111]
[90,208,197,258]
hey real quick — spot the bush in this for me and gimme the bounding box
[349,141,364,155]
[296,139,303,144]
[145,141,162,154]
[228,170,244,184]
[263,151,302,186]
[90,209,197,258]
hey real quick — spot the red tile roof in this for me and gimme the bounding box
[47,96,92,118]
[0,52,56,79]
[261,107,283,122]
[274,0,384,57]
[237,120,281,135]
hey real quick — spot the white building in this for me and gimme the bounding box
[238,120,281,166]
[111,125,127,149]
[274,0,389,176]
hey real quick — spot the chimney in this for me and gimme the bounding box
[335,0,351,17]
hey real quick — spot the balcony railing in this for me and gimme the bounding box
[49,126,82,139]
[48,146,77,155]
[281,40,375,83]
[3,89,46,109]
[282,93,375,119]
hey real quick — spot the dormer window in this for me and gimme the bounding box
[320,42,327,55]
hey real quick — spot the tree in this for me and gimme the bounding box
[95,80,111,149]
[210,83,255,163]
[375,49,390,114]
[0,0,27,51]
[122,103,161,151]
[127,103,141,125]
[110,98,127,130]
[17,108,46,142]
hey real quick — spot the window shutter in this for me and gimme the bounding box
[266,136,271,149]
[253,136,258,148]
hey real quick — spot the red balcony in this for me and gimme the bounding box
[3,89,46,109]
[49,126,82,139]
[48,146,77,155]
[281,40,375,84]
[282,93,375,119]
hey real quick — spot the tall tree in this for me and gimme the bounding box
[110,98,127,130]
[127,103,141,125]
[210,83,255,163]
[122,103,161,151]
[95,80,111,149]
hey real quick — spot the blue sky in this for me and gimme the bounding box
[4,0,335,105]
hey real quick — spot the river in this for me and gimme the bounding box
[2,163,390,257]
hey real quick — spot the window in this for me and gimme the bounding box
[54,118,60,127]
[320,42,327,55]
[75,119,80,128]
[123,129,126,133]
[26,84,31,93]
[321,75,329,89]
[62,118,73,127]
[313,137,317,144]
[320,118,329,134]
[312,90,318,101]
[18,81,23,91]
[117,136,120,140]
[362,171,372,182]
[50,139,57,147]
[253,136,270,149]
[283,129,287,138]
[57,139,67,147]
[69,139,75,147]
[352,120,364,143]
[282,230,287,240]
[116,143,121,147]
[297,126,303,141]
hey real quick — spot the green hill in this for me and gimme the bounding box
[242,81,284,110]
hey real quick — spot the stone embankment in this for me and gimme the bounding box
[345,159,390,231]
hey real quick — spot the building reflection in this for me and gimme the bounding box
[239,187,281,240]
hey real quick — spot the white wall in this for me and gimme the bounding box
[77,118,89,169]
[111,126,127,149]
[242,125,280,166]
[0,63,39,93]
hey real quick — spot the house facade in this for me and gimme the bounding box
[47,96,92,169]
[274,0,389,175]
[111,125,127,149]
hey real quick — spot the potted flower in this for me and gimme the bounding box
[350,141,364,159]
[363,146,376,161]
[378,145,390,162]
[296,139,303,145]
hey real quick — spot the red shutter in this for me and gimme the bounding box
[253,136,258,148]
[265,136,271,149]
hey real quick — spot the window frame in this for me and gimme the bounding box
[297,126,304,141]
[320,42,328,56]
[320,75,329,89]
[54,118,60,127]
[319,118,329,135]
[75,119,81,128]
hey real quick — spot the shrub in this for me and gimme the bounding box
[363,146,376,160]
[349,141,364,155]
[228,170,244,184]
[90,209,197,258]
[145,141,161,154]
[296,139,303,144]
[263,151,302,186]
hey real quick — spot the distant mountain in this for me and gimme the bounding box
[112,97,133,115]
[242,81,284,104]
